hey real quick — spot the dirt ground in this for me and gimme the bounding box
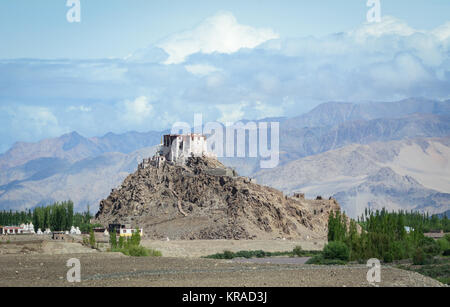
[0,253,445,287]
[0,236,446,287]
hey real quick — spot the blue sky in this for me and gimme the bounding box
[0,0,449,153]
[1,0,449,59]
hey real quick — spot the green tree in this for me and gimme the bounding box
[110,229,117,249]
[89,229,96,248]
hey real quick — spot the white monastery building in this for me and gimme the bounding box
[137,134,216,171]
[160,134,214,164]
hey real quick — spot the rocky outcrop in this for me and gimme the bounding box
[95,156,340,240]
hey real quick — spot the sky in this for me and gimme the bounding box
[0,0,449,152]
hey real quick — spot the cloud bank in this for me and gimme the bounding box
[156,12,279,64]
[1,13,449,153]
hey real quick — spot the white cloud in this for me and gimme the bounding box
[350,16,418,40]
[68,105,92,112]
[157,11,279,64]
[1,13,450,151]
[0,105,67,149]
[431,22,450,41]
[121,96,153,124]
[217,103,246,123]
[185,64,220,76]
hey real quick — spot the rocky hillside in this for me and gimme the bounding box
[95,157,339,240]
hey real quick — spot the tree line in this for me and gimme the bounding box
[327,208,449,263]
[0,201,94,232]
[357,208,450,233]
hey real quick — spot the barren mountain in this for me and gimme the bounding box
[95,157,339,240]
[223,113,450,176]
[335,167,450,218]
[0,131,162,171]
[255,137,450,217]
[282,97,450,130]
[0,147,157,211]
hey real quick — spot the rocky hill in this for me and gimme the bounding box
[95,157,339,240]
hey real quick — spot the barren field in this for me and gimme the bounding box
[0,237,446,287]
[0,253,445,287]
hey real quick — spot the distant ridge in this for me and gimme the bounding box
[0,97,449,214]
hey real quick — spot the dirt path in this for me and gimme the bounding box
[0,253,444,287]
[232,257,311,265]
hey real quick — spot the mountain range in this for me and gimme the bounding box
[0,97,449,217]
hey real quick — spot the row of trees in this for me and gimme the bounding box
[32,201,75,232]
[357,208,450,233]
[0,201,94,232]
[0,209,33,226]
[328,209,448,263]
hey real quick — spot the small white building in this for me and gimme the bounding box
[119,228,143,238]
[1,223,35,235]
[19,223,35,234]
[69,226,82,235]
[1,226,23,235]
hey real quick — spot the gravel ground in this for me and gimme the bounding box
[0,253,445,287]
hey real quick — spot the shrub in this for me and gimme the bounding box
[419,237,441,256]
[111,245,162,257]
[323,241,350,261]
[306,254,347,265]
[443,249,450,257]
[235,251,252,258]
[413,248,425,265]
[444,234,450,242]
[391,241,407,260]
[383,252,394,263]
[293,246,303,257]
[413,248,433,265]
[223,250,234,259]
[437,238,450,253]
[255,250,267,258]
[147,248,162,257]
[122,245,149,257]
